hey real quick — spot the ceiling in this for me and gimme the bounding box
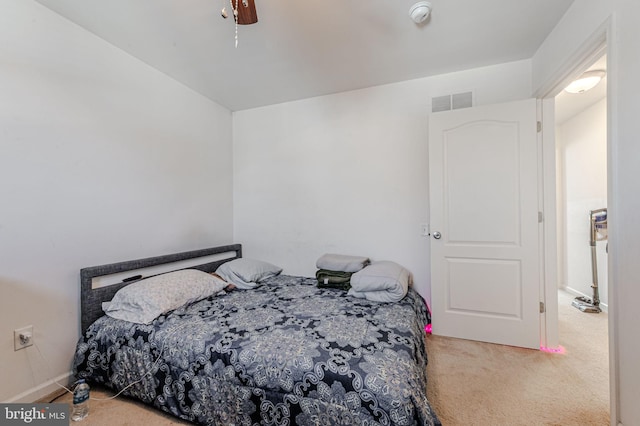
[35,0,575,111]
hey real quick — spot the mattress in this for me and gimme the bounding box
[73,274,440,425]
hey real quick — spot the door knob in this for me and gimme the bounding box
[432,231,441,239]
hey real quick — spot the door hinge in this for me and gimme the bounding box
[538,211,544,223]
[537,121,542,132]
[540,302,545,313]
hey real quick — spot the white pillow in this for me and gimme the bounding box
[316,253,370,273]
[215,258,282,289]
[103,269,227,324]
[348,261,410,303]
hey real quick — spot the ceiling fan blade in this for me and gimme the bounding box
[236,0,258,25]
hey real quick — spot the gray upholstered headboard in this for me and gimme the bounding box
[79,244,242,332]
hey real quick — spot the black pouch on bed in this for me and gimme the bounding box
[316,269,352,291]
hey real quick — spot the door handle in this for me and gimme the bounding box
[432,231,441,239]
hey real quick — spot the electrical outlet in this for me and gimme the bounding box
[14,325,33,351]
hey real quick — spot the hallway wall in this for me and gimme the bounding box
[556,98,608,307]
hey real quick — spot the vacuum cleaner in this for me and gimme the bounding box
[572,208,607,313]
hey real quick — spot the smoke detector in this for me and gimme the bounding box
[410,1,432,24]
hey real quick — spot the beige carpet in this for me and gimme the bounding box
[426,290,609,425]
[54,290,609,425]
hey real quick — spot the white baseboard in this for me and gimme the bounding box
[562,286,608,313]
[5,371,73,403]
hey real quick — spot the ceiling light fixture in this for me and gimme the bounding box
[564,70,606,94]
[222,0,258,48]
[234,0,258,25]
[409,1,432,24]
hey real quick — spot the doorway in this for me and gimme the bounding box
[553,51,610,413]
[555,53,608,311]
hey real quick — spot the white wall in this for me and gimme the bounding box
[534,1,640,424]
[0,1,233,402]
[233,60,532,302]
[557,98,608,306]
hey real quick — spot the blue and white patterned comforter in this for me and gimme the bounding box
[73,275,441,425]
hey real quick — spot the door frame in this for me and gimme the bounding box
[534,17,616,425]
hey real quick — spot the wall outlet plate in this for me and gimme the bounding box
[14,325,33,351]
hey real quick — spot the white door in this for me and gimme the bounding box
[429,98,540,349]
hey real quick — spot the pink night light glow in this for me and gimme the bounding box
[424,300,433,335]
[540,345,566,354]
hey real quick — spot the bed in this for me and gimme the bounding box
[73,244,441,425]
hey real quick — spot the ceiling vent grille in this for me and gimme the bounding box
[431,91,473,113]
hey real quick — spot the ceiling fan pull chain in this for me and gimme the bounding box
[232,0,239,48]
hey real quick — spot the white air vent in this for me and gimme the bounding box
[431,95,451,113]
[431,91,473,113]
[452,92,473,109]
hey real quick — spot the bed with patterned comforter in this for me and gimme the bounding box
[73,274,440,425]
